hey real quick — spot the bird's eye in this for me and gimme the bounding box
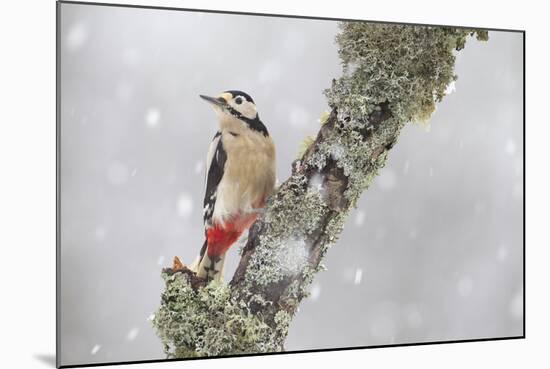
[235,97,243,105]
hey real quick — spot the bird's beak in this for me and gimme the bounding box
[199,94,226,107]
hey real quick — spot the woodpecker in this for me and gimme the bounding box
[189,90,276,282]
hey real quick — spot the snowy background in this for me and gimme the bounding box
[58,3,523,366]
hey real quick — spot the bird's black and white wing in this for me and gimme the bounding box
[203,131,227,228]
[193,131,227,268]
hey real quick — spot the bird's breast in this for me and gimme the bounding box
[211,131,276,224]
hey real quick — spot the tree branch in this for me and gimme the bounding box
[152,22,488,357]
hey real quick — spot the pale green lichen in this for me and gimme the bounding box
[152,272,285,358]
[317,23,488,206]
[244,174,329,287]
[327,23,488,125]
[236,22,486,348]
[319,110,331,125]
[235,22,487,340]
[274,310,292,335]
[153,22,487,357]
[295,135,316,160]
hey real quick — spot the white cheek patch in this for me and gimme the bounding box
[228,99,257,120]
[241,101,257,119]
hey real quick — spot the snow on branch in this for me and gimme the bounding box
[152,22,488,357]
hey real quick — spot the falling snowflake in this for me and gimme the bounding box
[345,61,360,75]
[194,161,204,174]
[354,268,363,285]
[177,193,193,218]
[505,139,517,156]
[444,81,456,95]
[403,160,410,175]
[509,288,523,319]
[329,144,345,161]
[90,344,101,355]
[157,255,165,266]
[145,108,161,128]
[126,327,139,341]
[308,173,324,194]
[278,238,309,277]
[66,22,87,51]
[309,283,321,301]
[377,168,397,191]
[354,210,365,227]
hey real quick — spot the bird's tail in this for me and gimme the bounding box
[190,238,227,282]
[196,251,226,282]
[188,239,207,273]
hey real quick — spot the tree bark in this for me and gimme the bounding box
[229,103,395,329]
[152,22,488,357]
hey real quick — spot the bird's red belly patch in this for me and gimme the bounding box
[206,212,258,257]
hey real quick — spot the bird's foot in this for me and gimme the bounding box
[162,256,209,290]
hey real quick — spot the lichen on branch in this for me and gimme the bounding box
[152,270,286,357]
[327,23,488,126]
[152,21,488,358]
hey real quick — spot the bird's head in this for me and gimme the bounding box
[200,90,258,122]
